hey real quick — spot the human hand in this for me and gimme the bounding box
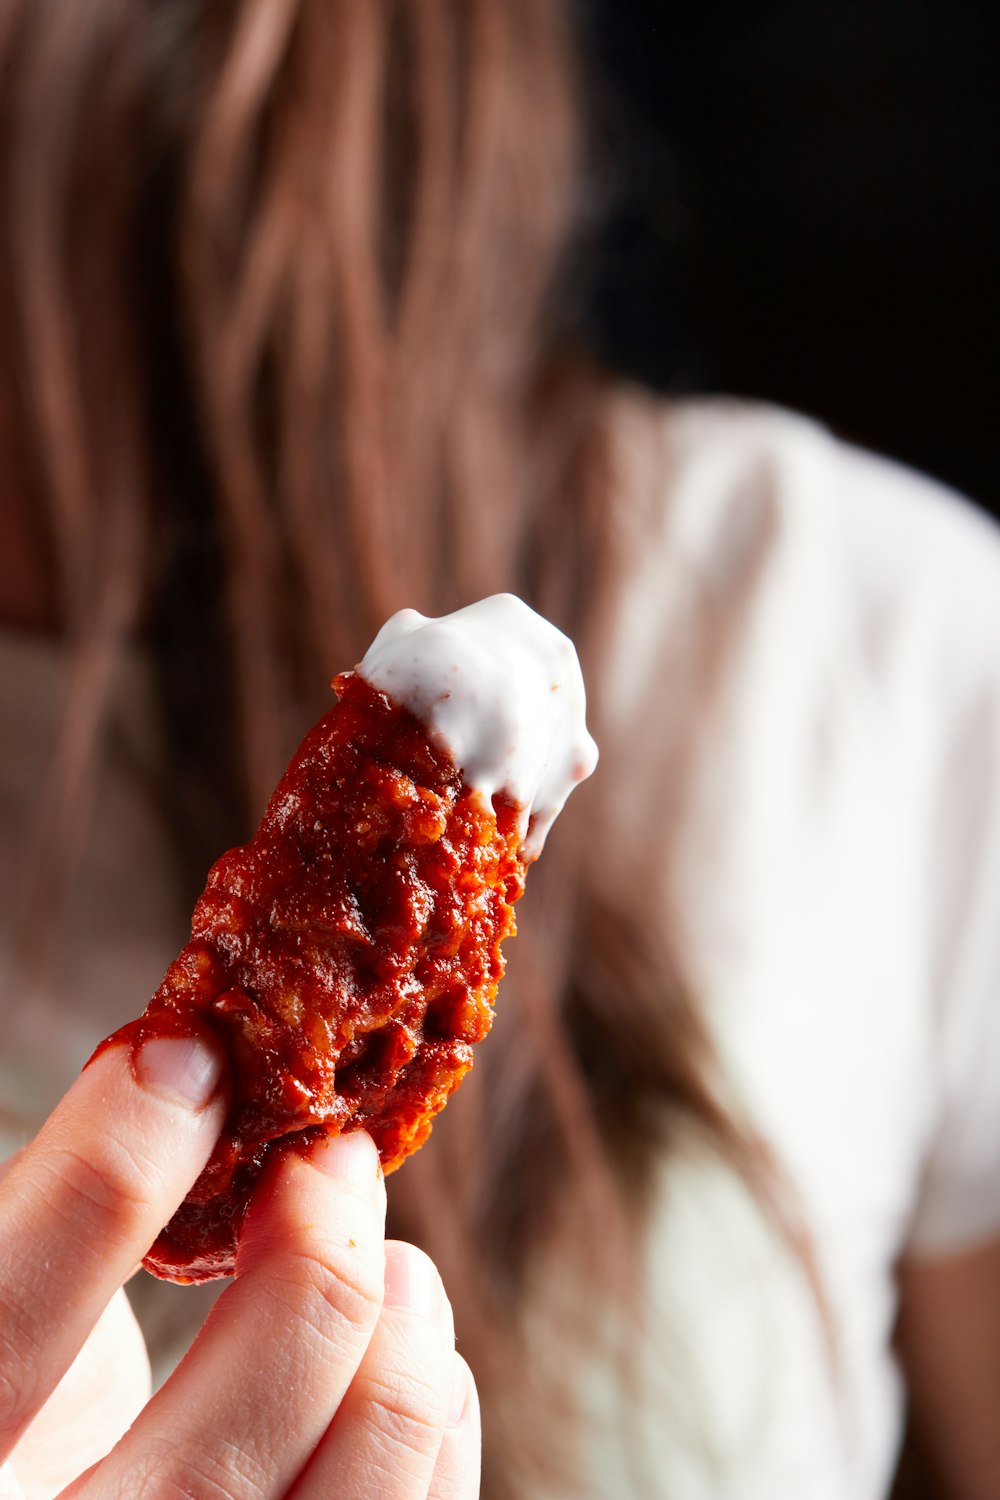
[0,1034,480,1499]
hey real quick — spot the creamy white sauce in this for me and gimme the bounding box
[358,594,598,857]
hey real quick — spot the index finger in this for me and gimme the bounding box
[0,1032,225,1461]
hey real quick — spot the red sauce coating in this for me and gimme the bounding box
[93,673,527,1282]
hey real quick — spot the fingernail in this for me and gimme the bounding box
[448,1354,471,1426]
[310,1130,381,1190]
[383,1242,444,1319]
[135,1036,223,1109]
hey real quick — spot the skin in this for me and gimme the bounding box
[896,1243,1000,1500]
[0,1035,480,1500]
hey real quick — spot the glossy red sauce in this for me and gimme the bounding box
[93,673,527,1282]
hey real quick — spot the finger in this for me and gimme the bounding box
[77,1131,387,1500]
[9,1289,149,1499]
[427,1356,481,1500]
[0,1460,25,1500]
[290,1241,455,1499]
[0,1033,225,1460]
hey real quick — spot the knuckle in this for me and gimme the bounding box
[42,1139,162,1248]
[0,1370,30,1451]
[358,1363,448,1457]
[118,1434,269,1500]
[127,1468,234,1500]
[263,1240,383,1349]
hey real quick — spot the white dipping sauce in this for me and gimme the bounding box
[358,594,598,857]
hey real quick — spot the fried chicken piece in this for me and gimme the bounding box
[94,595,596,1282]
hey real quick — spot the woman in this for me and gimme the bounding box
[2,2,1000,1497]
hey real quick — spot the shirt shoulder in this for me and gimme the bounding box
[631,391,1000,625]
[631,395,1000,1258]
[610,390,1000,759]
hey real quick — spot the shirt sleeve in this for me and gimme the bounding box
[907,667,1000,1255]
[849,452,1000,1258]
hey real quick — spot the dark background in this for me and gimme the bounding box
[585,4,999,1496]
[585,0,999,521]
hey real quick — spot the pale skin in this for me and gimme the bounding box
[0,1032,480,1500]
[896,1245,1000,1499]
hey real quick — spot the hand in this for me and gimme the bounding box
[0,1034,480,1499]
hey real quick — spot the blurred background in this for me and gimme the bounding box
[583,0,999,520]
[583,3,999,1495]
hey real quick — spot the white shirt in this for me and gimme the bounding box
[579,396,1000,1498]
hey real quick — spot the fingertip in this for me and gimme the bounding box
[85,1020,229,1118]
[308,1129,382,1190]
[383,1240,449,1322]
[238,1130,387,1275]
[133,1033,226,1111]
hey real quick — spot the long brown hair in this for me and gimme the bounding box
[1,3,817,1494]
